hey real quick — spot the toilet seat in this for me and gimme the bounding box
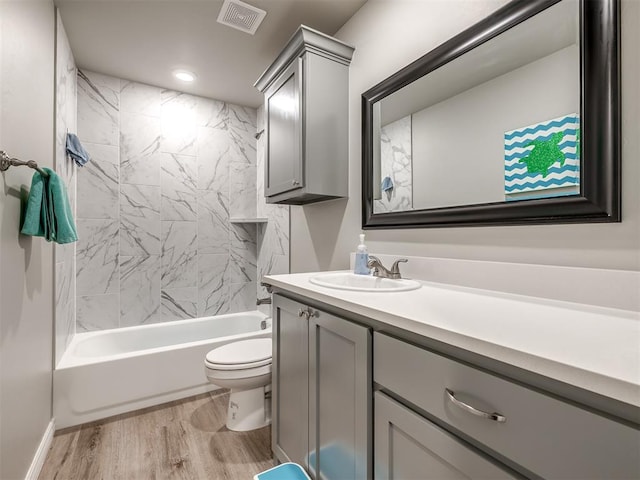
[205,338,272,371]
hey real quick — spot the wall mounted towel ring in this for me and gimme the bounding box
[0,150,49,177]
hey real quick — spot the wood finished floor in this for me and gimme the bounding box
[39,390,273,480]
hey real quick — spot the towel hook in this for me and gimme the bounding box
[0,151,48,177]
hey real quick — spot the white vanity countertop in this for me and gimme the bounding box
[264,271,640,408]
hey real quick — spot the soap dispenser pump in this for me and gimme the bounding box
[354,233,370,275]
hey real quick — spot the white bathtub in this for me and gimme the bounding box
[54,311,270,429]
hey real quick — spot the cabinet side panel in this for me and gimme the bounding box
[304,53,350,198]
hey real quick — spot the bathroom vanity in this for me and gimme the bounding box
[271,295,370,479]
[264,272,640,480]
[254,26,354,205]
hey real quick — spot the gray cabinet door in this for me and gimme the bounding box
[272,295,309,466]
[374,392,516,480]
[309,309,371,480]
[265,57,303,197]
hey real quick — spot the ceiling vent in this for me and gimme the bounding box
[217,0,267,35]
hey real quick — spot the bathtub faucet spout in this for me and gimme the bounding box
[257,297,272,305]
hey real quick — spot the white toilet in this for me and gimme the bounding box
[204,337,272,432]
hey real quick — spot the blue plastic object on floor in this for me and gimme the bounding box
[307,444,355,480]
[254,462,311,480]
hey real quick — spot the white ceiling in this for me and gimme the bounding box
[55,0,367,108]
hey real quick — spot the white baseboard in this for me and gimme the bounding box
[24,418,55,480]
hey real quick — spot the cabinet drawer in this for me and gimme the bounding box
[375,391,515,479]
[374,333,640,479]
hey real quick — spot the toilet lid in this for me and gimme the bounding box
[205,338,272,370]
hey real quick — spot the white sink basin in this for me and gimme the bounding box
[309,272,421,292]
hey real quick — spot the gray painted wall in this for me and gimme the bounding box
[290,0,639,273]
[0,1,55,478]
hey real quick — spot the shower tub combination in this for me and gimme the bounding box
[54,311,270,429]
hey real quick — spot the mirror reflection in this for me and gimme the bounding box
[373,0,580,214]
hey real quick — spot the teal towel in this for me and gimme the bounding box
[21,168,78,244]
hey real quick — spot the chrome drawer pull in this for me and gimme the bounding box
[445,388,506,423]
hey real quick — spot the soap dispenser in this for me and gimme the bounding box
[354,233,370,275]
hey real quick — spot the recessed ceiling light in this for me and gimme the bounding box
[173,70,196,82]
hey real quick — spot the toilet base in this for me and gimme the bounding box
[226,386,270,432]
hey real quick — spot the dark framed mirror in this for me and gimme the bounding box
[362,0,619,229]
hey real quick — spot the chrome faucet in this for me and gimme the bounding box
[367,256,408,279]
[256,297,272,305]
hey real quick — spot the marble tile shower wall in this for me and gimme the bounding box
[55,12,78,363]
[76,69,266,331]
[373,115,413,214]
[256,106,290,306]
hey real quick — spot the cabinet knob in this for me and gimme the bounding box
[297,307,319,320]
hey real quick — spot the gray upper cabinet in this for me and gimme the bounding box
[255,26,354,205]
[264,59,302,197]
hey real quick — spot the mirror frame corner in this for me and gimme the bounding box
[362,0,620,230]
